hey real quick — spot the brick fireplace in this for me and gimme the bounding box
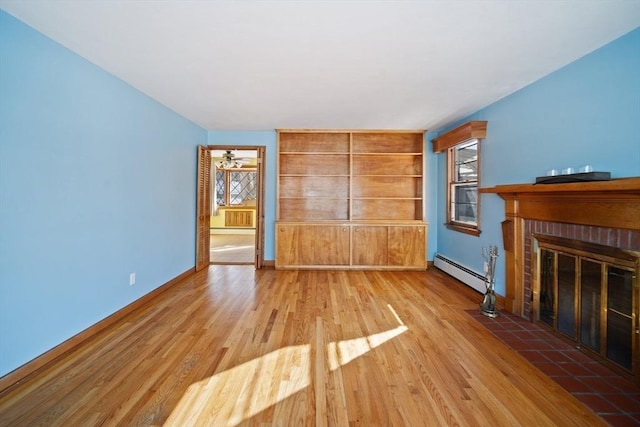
[481,177,640,314]
[481,177,640,378]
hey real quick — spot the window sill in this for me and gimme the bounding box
[445,223,481,236]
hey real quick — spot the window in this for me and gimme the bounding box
[431,121,486,236]
[448,139,479,234]
[215,169,257,206]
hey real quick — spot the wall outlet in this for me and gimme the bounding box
[129,273,136,286]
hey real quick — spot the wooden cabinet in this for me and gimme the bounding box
[276,223,350,268]
[352,224,427,269]
[352,226,388,266]
[276,130,427,270]
[388,225,426,267]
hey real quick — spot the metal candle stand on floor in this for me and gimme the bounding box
[480,245,500,318]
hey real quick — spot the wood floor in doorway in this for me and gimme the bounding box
[210,233,255,264]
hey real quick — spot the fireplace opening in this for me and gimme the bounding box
[533,234,639,379]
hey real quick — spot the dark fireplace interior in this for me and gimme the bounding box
[533,233,639,378]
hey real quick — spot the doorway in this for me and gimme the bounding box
[196,145,265,270]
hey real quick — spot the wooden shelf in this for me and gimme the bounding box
[279,198,349,221]
[354,174,422,177]
[280,175,349,177]
[480,177,640,195]
[353,176,422,198]
[276,129,427,270]
[352,132,423,153]
[279,132,349,153]
[353,155,422,176]
[280,153,349,175]
[280,152,348,155]
[280,176,349,198]
[351,196,423,200]
[480,176,640,231]
[352,199,422,221]
[352,152,423,156]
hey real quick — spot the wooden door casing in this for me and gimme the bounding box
[203,145,266,269]
[196,145,211,272]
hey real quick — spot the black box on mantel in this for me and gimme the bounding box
[535,172,611,184]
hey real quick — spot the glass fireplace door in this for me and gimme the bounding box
[607,266,634,371]
[535,237,638,376]
[580,259,602,352]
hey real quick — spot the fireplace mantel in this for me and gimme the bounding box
[481,177,640,230]
[481,176,640,195]
[480,177,640,315]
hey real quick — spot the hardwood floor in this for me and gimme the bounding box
[210,233,255,264]
[0,266,605,426]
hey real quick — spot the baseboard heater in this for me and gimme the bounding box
[434,253,486,293]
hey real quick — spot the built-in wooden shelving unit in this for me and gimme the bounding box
[276,129,427,270]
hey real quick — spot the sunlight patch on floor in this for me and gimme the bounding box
[164,345,310,426]
[166,305,408,425]
[328,304,407,371]
[211,245,254,252]
[327,325,408,371]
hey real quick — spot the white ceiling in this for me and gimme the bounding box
[1,1,639,131]
[211,149,257,158]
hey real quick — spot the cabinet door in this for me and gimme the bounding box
[276,224,297,267]
[352,226,388,265]
[388,226,426,268]
[303,225,350,266]
[276,224,349,267]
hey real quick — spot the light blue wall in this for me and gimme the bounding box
[0,11,207,377]
[207,131,277,260]
[424,131,439,261]
[430,27,640,296]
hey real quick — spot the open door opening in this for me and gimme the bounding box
[196,145,265,270]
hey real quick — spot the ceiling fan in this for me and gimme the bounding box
[213,150,251,169]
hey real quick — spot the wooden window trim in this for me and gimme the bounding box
[434,121,487,236]
[445,222,481,236]
[432,121,487,153]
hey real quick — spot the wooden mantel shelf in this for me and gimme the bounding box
[480,176,640,232]
[480,176,640,195]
